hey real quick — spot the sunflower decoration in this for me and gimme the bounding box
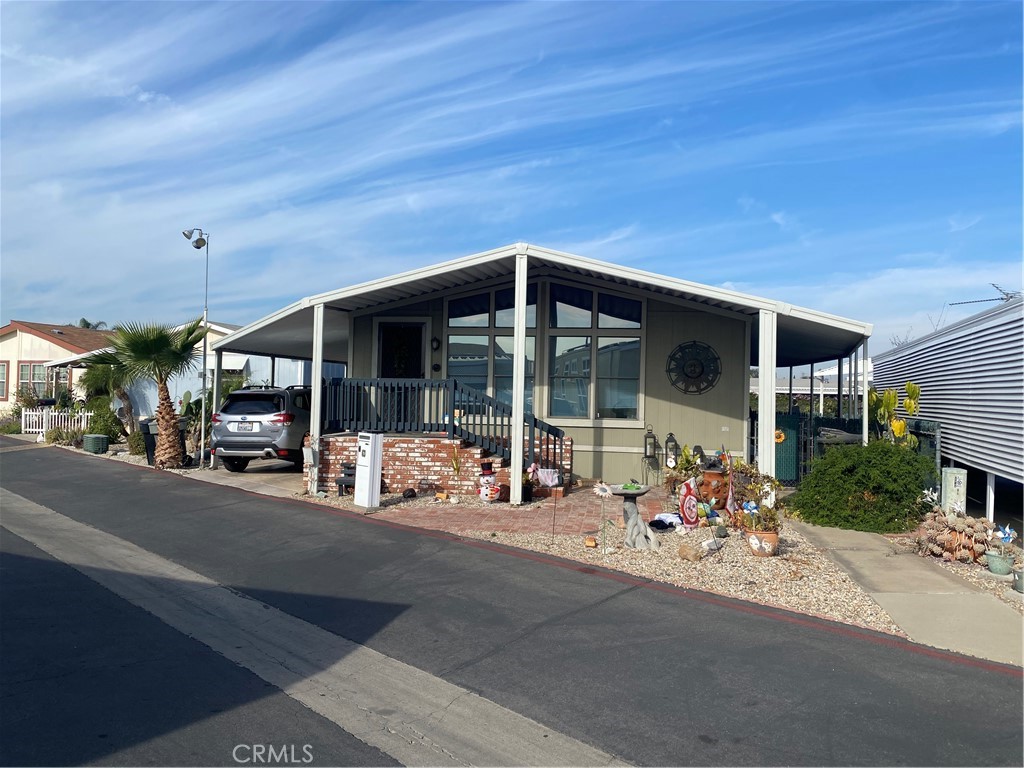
[774,429,785,444]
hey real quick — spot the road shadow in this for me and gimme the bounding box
[0,534,405,767]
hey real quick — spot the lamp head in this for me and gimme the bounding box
[182,229,195,240]
[192,236,207,249]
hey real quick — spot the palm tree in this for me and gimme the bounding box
[92,319,206,468]
[78,363,137,435]
[70,318,109,330]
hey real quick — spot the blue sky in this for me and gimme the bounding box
[1,0,1020,354]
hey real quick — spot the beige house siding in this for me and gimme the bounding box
[565,299,748,481]
[0,331,87,413]
[341,287,750,484]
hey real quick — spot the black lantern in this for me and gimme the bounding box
[664,432,679,468]
[430,336,441,351]
[643,425,657,458]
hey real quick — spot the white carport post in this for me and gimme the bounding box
[210,350,223,468]
[509,245,529,506]
[757,309,778,481]
[308,303,325,496]
[860,338,869,444]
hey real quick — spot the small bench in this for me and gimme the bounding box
[335,463,356,495]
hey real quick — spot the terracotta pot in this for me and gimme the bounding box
[746,530,780,557]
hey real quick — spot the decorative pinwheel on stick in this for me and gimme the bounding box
[594,482,614,554]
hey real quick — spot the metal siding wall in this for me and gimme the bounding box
[872,299,1023,484]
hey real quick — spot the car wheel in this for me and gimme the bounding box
[223,458,250,473]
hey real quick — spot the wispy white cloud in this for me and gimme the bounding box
[0,0,1019,336]
[948,213,983,233]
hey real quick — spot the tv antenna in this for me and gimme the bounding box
[949,284,1022,306]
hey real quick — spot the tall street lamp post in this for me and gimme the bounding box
[182,228,210,468]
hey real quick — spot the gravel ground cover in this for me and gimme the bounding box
[66,443,1023,630]
[298,487,906,635]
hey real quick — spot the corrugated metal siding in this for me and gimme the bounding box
[872,299,1023,484]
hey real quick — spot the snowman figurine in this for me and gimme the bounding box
[478,461,500,503]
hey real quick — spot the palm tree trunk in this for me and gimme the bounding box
[114,386,137,435]
[154,380,182,469]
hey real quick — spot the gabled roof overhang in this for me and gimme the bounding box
[213,243,872,367]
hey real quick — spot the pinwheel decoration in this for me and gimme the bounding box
[993,524,1018,554]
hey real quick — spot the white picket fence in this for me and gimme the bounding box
[21,408,94,435]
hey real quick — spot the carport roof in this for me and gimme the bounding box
[212,243,872,367]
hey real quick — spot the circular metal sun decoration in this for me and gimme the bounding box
[666,341,722,395]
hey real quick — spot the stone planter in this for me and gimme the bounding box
[747,530,780,557]
[1012,570,1024,594]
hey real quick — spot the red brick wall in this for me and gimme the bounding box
[304,434,573,497]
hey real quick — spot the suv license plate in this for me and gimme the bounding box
[236,422,254,432]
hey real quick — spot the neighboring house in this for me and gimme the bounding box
[212,243,873,501]
[0,321,115,414]
[872,297,1023,521]
[45,321,335,420]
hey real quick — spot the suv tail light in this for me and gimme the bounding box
[268,412,295,425]
[212,412,222,424]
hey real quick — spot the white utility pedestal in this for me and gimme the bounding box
[355,432,383,508]
[941,467,968,513]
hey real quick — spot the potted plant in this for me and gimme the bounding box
[730,461,784,556]
[985,525,1018,576]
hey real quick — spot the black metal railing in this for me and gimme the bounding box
[324,378,564,474]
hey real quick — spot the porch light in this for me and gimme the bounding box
[664,432,679,468]
[643,425,657,458]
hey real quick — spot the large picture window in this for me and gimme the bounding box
[549,337,590,417]
[596,337,640,419]
[446,335,489,391]
[547,284,643,421]
[494,336,535,410]
[446,286,537,412]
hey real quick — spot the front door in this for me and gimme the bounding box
[377,322,425,430]
[378,322,424,378]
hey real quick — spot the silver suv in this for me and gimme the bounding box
[211,385,311,472]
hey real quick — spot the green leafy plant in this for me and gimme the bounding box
[45,427,85,447]
[127,429,146,456]
[788,439,937,533]
[730,460,784,532]
[13,386,39,416]
[0,416,22,435]
[663,443,703,492]
[79,362,137,434]
[868,380,921,449]
[84,396,125,442]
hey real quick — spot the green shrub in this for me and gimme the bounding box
[45,427,84,447]
[84,396,124,442]
[127,429,146,456]
[0,416,22,434]
[788,439,937,533]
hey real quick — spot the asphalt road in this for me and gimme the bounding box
[2,438,1022,766]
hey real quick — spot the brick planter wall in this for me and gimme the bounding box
[304,433,573,498]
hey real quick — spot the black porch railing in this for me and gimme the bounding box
[324,378,564,474]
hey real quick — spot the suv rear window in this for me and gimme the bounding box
[221,393,286,415]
